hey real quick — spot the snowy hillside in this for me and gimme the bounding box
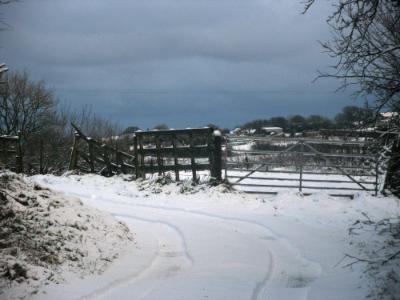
[20,173,399,300]
[0,172,135,300]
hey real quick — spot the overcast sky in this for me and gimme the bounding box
[0,0,359,129]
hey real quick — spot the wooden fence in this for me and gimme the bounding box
[0,134,23,173]
[134,128,222,181]
[225,135,379,197]
[68,123,135,175]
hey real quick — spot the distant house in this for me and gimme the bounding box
[245,129,257,135]
[261,127,283,136]
[230,128,242,135]
[377,111,399,129]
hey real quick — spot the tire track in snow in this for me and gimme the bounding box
[36,184,321,300]
[80,215,193,300]
[77,195,321,300]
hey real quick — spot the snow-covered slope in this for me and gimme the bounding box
[0,172,135,300]
[28,173,399,300]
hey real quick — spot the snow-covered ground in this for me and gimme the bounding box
[0,172,134,300]
[28,173,399,300]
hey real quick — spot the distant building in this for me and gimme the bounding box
[230,128,242,135]
[261,127,283,136]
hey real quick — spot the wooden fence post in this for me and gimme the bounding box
[16,131,23,173]
[189,133,197,182]
[68,132,79,171]
[102,145,112,176]
[88,140,95,172]
[155,135,163,175]
[139,136,145,179]
[172,134,180,181]
[134,135,139,178]
[211,130,222,181]
[374,153,379,196]
[39,139,44,174]
[299,141,304,192]
[2,138,7,168]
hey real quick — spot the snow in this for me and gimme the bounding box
[213,130,222,137]
[0,172,135,300]
[22,172,400,300]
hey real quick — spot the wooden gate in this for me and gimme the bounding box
[134,128,222,181]
[69,123,136,175]
[225,135,380,198]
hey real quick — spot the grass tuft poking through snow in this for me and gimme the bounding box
[0,171,135,299]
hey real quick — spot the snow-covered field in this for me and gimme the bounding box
[25,172,400,300]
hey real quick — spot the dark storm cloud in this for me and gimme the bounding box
[0,0,352,128]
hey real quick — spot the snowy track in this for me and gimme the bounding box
[31,174,400,300]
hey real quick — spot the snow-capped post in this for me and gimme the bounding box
[211,130,222,181]
[102,144,112,176]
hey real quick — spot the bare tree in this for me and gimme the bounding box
[304,0,400,116]
[0,71,56,137]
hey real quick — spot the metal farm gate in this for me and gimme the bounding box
[224,135,380,198]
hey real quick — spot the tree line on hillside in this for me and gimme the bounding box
[122,106,379,136]
[238,106,376,134]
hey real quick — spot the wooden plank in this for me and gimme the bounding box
[374,154,379,196]
[212,133,222,181]
[68,133,79,171]
[0,150,17,154]
[139,135,145,179]
[142,163,210,173]
[101,145,112,175]
[137,146,209,158]
[0,136,19,141]
[118,150,135,159]
[88,140,95,172]
[134,135,139,178]
[189,133,197,182]
[155,136,163,175]
[16,132,23,173]
[39,139,44,174]
[2,139,7,167]
[172,134,180,181]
